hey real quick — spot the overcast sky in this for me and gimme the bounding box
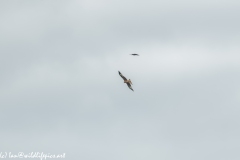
[1,0,240,159]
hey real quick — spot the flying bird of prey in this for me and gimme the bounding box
[130,53,139,56]
[118,71,134,91]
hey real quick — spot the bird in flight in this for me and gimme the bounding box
[130,53,139,56]
[118,71,134,91]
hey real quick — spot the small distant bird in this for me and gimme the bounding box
[118,71,134,91]
[130,53,139,56]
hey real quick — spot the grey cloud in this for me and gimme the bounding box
[0,0,240,160]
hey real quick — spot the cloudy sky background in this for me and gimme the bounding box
[0,0,240,159]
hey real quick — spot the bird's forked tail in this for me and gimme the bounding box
[129,79,133,85]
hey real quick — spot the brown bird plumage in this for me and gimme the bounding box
[118,71,134,91]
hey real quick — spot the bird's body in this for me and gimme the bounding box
[118,71,134,91]
[124,79,132,84]
[130,53,139,56]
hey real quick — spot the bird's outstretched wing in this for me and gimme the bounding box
[118,71,127,80]
[127,83,134,91]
